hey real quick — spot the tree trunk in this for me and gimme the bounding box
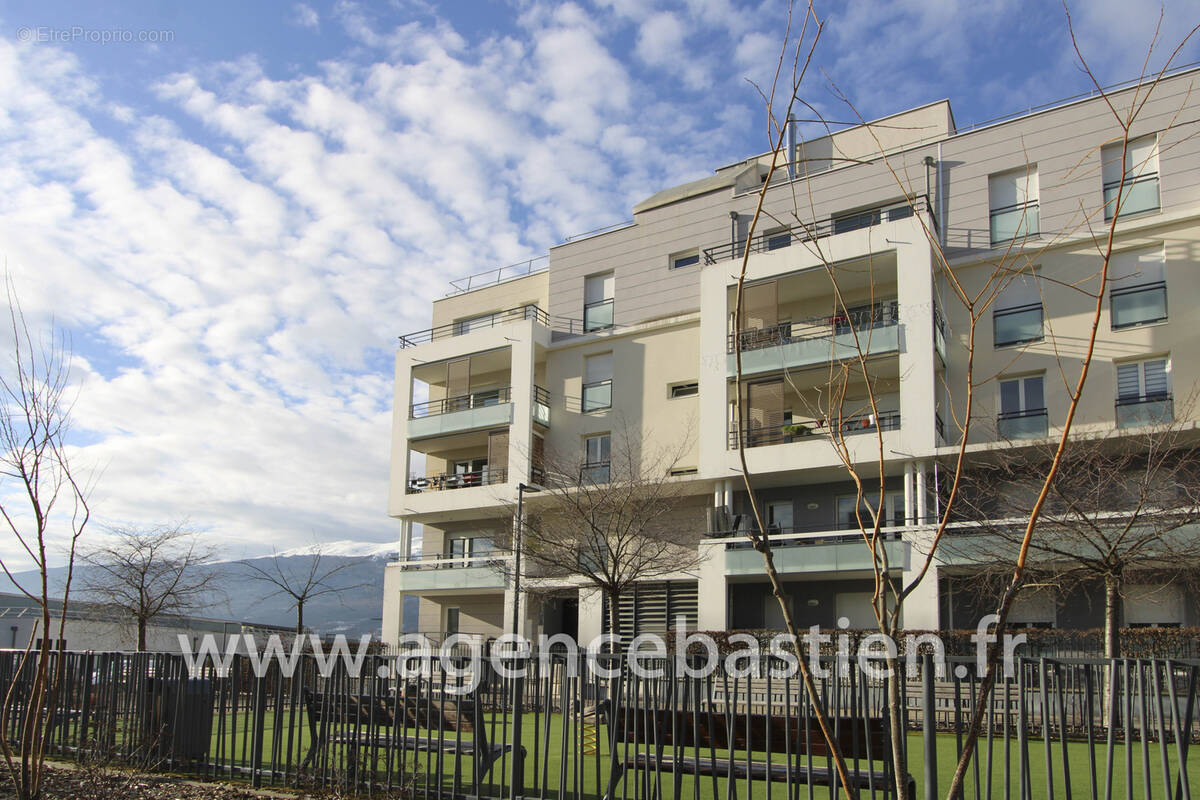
[886,653,908,800]
[606,591,621,642]
[1104,573,1121,659]
[296,601,305,640]
[138,618,147,652]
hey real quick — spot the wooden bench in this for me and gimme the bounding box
[596,701,915,799]
[301,688,518,781]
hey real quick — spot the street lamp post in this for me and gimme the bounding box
[510,482,539,637]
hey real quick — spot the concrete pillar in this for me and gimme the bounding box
[900,527,941,630]
[381,563,404,647]
[903,461,915,525]
[895,235,938,455]
[508,335,536,484]
[577,587,604,646]
[915,462,928,525]
[697,540,728,630]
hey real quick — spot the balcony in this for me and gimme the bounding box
[729,410,901,449]
[1104,173,1159,219]
[390,553,509,592]
[1116,394,1173,429]
[727,300,899,377]
[407,467,508,493]
[702,196,932,264]
[997,408,1048,440]
[408,388,514,439]
[989,200,1039,245]
[580,460,611,483]
[398,304,548,348]
[722,529,909,576]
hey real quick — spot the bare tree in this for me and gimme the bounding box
[80,522,221,651]
[507,423,703,638]
[0,289,90,800]
[948,418,1200,658]
[241,542,370,637]
[729,4,1200,798]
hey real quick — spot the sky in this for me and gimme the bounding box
[0,0,1196,568]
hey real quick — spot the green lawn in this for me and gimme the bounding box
[202,707,1200,800]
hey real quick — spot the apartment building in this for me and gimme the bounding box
[381,67,1200,647]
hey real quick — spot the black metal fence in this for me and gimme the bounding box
[2,649,1197,799]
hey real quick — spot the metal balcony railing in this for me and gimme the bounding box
[728,410,901,449]
[727,299,899,354]
[993,302,1043,347]
[1103,173,1159,219]
[582,378,612,412]
[583,298,614,332]
[398,304,548,348]
[703,196,932,264]
[397,552,509,570]
[407,467,507,493]
[410,386,511,418]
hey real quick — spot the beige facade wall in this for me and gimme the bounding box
[431,272,549,328]
[382,67,1200,646]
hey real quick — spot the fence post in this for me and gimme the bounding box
[923,652,937,800]
[249,665,268,789]
[510,670,525,799]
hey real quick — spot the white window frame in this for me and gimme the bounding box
[670,250,700,269]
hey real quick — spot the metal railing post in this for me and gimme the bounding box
[923,652,937,800]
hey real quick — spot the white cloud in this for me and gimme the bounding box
[292,3,320,30]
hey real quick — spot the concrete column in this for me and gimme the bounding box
[697,540,728,630]
[915,462,928,525]
[508,332,536,484]
[894,235,938,455]
[577,587,604,646]
[900,527,941,630]
[400,520,414,560]
[388,352,417,518]
[903,461,915,525]
[380,563,404,647]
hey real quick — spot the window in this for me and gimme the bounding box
[998,374,1047,439]
[670,250,700,269]
[454,312,495,336]
[1103,134,1159,219]
[582,433,611,482]
[766,500,793,533]
[669,467,698,476]
[989,167,1039,244]
[1116,357,1172,427]
[584,272,615,331]
[669,381,698,398]
[993,272,1042,347]
[1110,245,1167,329]
[582,352,613,412]
[831,201,914,235]
[836,492,904,530]
[765,228,791,251]
[445,608,460,635]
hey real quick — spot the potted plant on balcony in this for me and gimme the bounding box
[781,423,812,440]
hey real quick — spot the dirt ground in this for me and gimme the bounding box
[0,764,392,800]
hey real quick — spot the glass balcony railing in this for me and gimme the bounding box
[990,201,1039,245]
[1116,394,1173,428]
[993,303,1043,347]
[583,299,614,332]
[1103,174,1159,219]
[580,461,611,483]
[582,379,612,412]
[997,408,1048,439]
[729,410,901,449]
[1111,281,1166,329]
